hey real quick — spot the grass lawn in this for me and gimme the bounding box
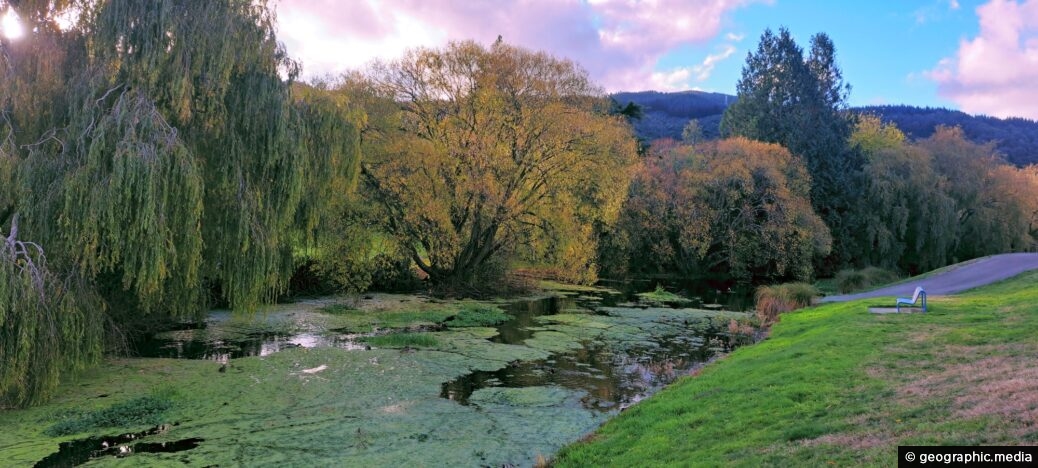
[554,270,1038,467]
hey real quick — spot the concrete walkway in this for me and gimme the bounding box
[819,253,1038,303]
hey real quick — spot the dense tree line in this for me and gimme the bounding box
[616,99,1038,170]
[612,91,729,120]
[852,117,1038,273]
[601,29,1038,284]
[859,105,1038,167]
[610,91,729,142]
[3,8,1036,409]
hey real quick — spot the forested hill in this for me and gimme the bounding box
[611,90,732,142]
[858,106,1038,166]
[613,91,1038,166]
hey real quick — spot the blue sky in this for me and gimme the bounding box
[664,0,981,108]
[268,0,1037,118]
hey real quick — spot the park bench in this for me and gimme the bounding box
[896,286,927,313]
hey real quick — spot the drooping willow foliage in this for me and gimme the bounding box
[1,216,105,407]
[0,0,361,406]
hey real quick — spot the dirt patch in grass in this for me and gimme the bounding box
[950,357,1038,423]
[933,343,1016,360]
[899,347,1038,438]
[801,431,892,451]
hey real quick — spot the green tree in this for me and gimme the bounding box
[682,119,703,145]
[721,28,864,271]
[358,41,637,289]
[721,29,815,145]
[1,0,360,406]
[851,116,957,273]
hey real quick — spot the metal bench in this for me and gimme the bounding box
[896,286,927,313]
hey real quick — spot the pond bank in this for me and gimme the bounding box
[554,270,1038,466]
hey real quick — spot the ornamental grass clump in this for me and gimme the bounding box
[754,282,818,326]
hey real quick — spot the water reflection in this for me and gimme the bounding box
[34,425,203,468]
[137,330,373,361]
[442,295,731,412]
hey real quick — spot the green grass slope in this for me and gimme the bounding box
[555,270,1038,467]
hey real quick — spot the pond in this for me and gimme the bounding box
[441,295,731,411]
[11,284,755,467]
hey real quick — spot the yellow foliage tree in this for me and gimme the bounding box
[686,138,831,281]
[620,138,830,283]
[357,41,637,288]
[921,126,1038,259]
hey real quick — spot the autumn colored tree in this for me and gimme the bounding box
[618,138,830,283]
[1,0,360,406]
[609,139,692,278]
[356,41,637,289]
[850,118,1038,273]
[920,126,1038,260]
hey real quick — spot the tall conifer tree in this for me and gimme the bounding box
[721,28,864,271]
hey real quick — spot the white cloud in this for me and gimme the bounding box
[692,44,737,81]
[928,0,1038,119]
[651,67,693,90]
[275,0,762,91]
[914,0,962,24]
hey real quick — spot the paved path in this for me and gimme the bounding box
[819,253,1038,303]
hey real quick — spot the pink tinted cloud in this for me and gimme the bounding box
[929,0,1038,119]
[275,0,756,91]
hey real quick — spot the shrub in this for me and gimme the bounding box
[367,253,423,292]
[835,267,898,293]
[727,318,758,346]
[286,257,338,297]
[862,266,898,286]
[755,282,818,326]
[834,269,866,293]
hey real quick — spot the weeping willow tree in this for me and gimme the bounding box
[1,215,106,407]
[850,116,958,273]
[0,0,361,407]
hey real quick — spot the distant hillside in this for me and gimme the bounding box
[858,106,1038,166]
[612,91,1038,166]
[611,91,733,142]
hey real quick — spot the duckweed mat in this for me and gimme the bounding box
[1,291,749,467]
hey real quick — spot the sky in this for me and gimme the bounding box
[270,0,1038,120]
[1,1,1034,119]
